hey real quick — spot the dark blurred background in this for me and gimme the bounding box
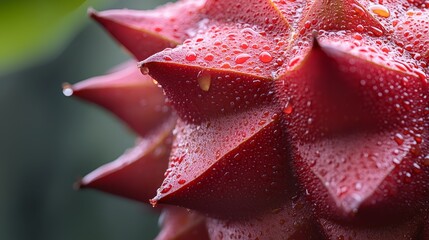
[0,0,172,239]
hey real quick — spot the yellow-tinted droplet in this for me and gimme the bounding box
[369,5,390,18]
[197,72,211,91]
[141,66,150,75]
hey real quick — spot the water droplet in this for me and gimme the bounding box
[283,101,293,114]
[259,51,273,63]
[288,57,301,67]
[240,42,249,49]
[369,26,384,36]
[178,179,186,185]
[160,184,172,194]
[204,53,214,62]
[197,71,211,91]
[62,83,73,97]
[141,66,150,75]
[185,51,197,61]
[394,133,405,145]
[235,53,251,64]
[369,4,390,18]
[356,24,364,32]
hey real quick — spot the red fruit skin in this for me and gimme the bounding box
[152,108,294,218]
[78,118,175,203]
[206,196,321,240]
[277,42,429,222]
[71,0,429,239]
[69,61,172,137]
[155,207,210,240]
[89,0,205,61]
[394,11,429,64]
[69,61,177,203]
[318,215,425,240]
[140,62,276,123]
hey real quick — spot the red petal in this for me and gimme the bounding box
[79,117,175,203]
[277,42,429,221]
[67,61,171,137]
[207,196,321,239]
[89,0,206,60]
[151,108,294,218]
[155,207,209,240]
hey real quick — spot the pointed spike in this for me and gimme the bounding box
[277,41,429,222]
[70,61,172,137]
[140,22,288,122]
[79,119,175,203]
[90,0,206,60]
[141,61,274,123]
[151,108,295,218]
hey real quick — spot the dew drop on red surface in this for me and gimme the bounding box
[186,51,197,61]
[283,101,293,115]
[394,133,405,146]
[160,184,172,194]
[235,53,251,64]
[259,51,273,63]
[204,53,214,62]
[178,179,186,185]
[197,72,211,91]
[240,42,249,49]
[288,57,301,67]
[141,66,149,75]
[369,4,390,18]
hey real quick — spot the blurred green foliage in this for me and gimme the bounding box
[0,0,172,239]
[0,0,110,74]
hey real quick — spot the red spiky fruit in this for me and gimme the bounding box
[68,0,429,239]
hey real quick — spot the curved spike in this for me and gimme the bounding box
[90,0,206,60]
[78,117,175,203]
[68,61,172,137]
[151,108,294,218]
[140,22,288,123]
[277,41,429,222]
